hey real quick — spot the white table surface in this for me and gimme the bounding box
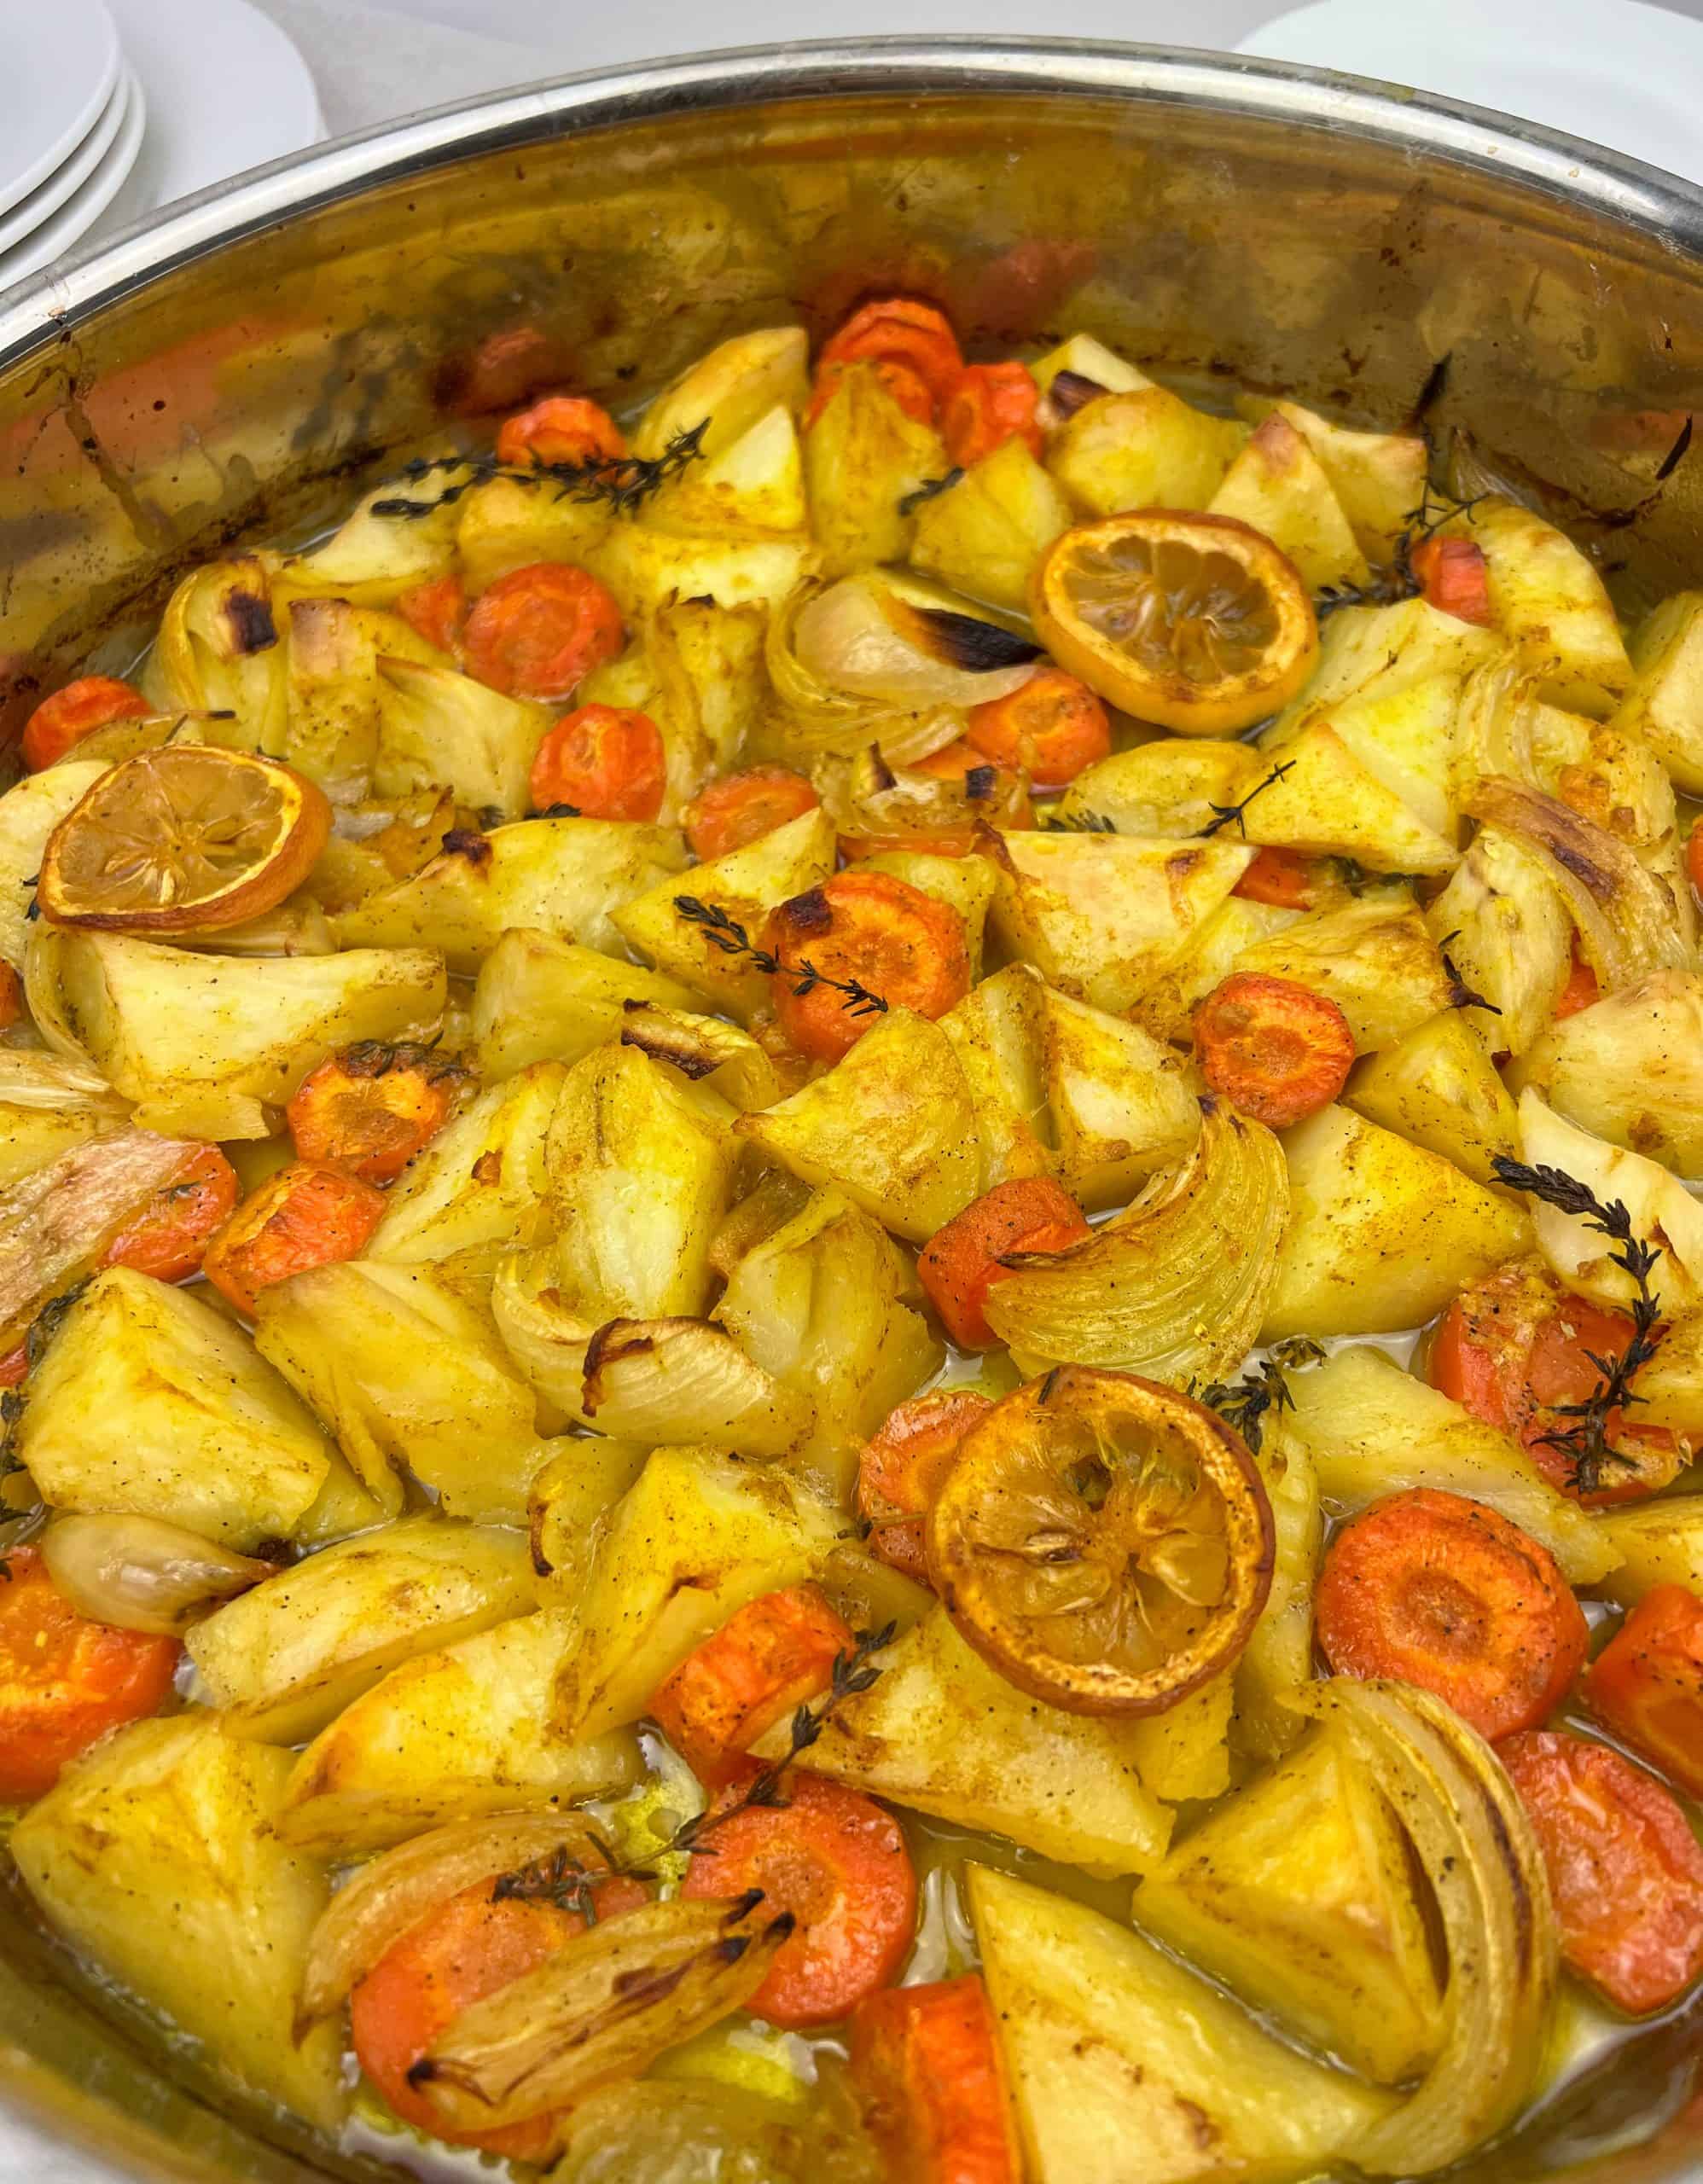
[8,0,1703,2177]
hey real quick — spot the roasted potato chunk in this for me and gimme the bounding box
[276,1608,638,1854]
[186,1513,537,1742]
[12,1717,346,2129]
[20,1269,332,1549]
[1509,969,1703,1175]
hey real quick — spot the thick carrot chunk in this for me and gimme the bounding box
[201,1162,387,1316]
[462,563,625,703]
[1410,534,1492,625]
[288,1042,467,1182]
[650,1583,854,1788]
[102,1143,240,1283]
[940,363,1043,468]
[1499,1729,1703,2014]
[1584,1584,1703,1799]
[764,871,971,1063]
[495,395,625,469]
[1194,971,1355,1129]
[818,299,963,408]
[916,1178,1093,1351]
[395,574,468,658]
[965,666,1110,789]
[1316,1486,1587,1740]
[351,1872,646,2157]
[21,677,148,771]
[0,1547,179,1803]
[683,1766,916,2027]
[857,1391,993,1583]
[1232,845,1317,909]
[527,703,666,822]
[1555,943,1600,1020]
[850,1973,1019,2184]
[683,765,819,860]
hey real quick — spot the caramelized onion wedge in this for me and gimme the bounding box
[41,1515,270,1635]
[1287,1679,1558,2175]
[794,573,1039,712]
[411,1894,792,2133]
[927,1366,1274,1716]
[983,1098,1287,1388]
[0,1127,207,1348]
[766,579,968,764]
[1464,776,1689,990]
[297,1814,609,2030]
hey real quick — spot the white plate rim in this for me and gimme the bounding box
[0,66,146,286]
[0,67,131,258]
[0,0,122,223]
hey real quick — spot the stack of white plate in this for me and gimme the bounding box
[0,0,322,295]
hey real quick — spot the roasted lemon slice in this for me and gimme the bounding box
[38,746,331,932]
[1032,511,1318,735]
[927,1365,1274,1715]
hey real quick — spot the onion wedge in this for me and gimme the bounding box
[296,1813,611,2032]
[41,1515,269,1635]
[0,1127,212,1349]
[1286,1678,1558,2175]
[410,1894,793,2132]
[983,1098,1288,1388]
[1463,777,1688,990]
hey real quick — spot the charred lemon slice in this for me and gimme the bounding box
[1032,511,1318,735]
[927,1365,1274,1715]
[38,746,331,932]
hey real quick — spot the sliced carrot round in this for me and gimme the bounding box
[651,1584,854,1789]
[1427,1261,1682,1506]
[857,1391,994,1583]
[941,363,1043,469]
[102,1143,240,1284]
[1233,845,1317,909]
[928,1367,1274,1716]
[964,665,1110,790]
[805,356,935,432]
[351,1871,647,2156]
[682,1767,915,2027]
[21,677,149,772]
[849,1973,1019,2184]
[496,396,625,469]
[1316,1487,1588,1740]
[818,299,963,407]
[462,563,625,703]
[916,1178,1093,1350]
[1498,1728,1703,2015]
[38,746,331,933]
[288,1042,466,1183]
[1583,1584,1703,1799]
[202,1161,387,1317]
[1410,535,1493,626]
[764,871,970,1063]
[683,766,819,861]
[0,1545,180,1802]
[527,703,666,822]
[1194,971,1355,1129]
[395,574,468,658]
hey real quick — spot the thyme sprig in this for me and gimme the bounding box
[673,895,887,1019]
[1315,487,1491,619]
[370,421,709,522]
[1489,1157,1665,1496]
[898,468,964,517]
[1435,929,1502,1017]
[1198,759,1297,839]
[1040,810,1118,834]
[490,1624,895,1921]
[1199,1360,1290,1452]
